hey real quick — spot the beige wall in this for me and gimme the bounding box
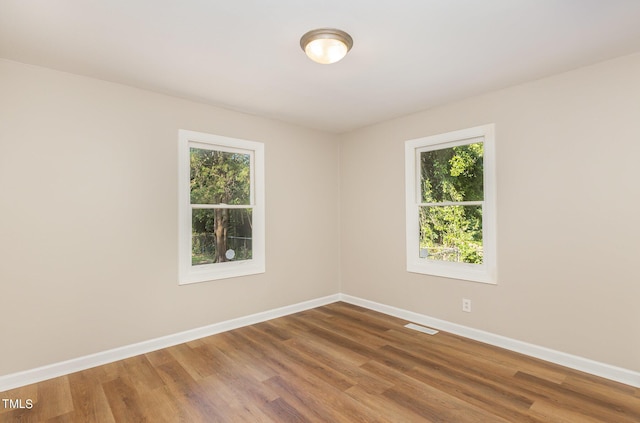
[2,51,639,378]
[0,59,341,375]
[341,52,640,372]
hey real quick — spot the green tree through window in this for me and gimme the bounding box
[419,143,484,264]
[190,148,253,265]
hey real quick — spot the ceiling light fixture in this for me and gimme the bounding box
[300,28,353,64]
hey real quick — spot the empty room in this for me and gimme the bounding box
[1,1,639,422]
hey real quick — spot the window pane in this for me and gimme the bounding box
[190,148,250,205]
[421,142,483,202]
[192,208,253,265]
[419,205,483,264]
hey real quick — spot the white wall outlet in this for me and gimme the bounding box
[462,298,471,313]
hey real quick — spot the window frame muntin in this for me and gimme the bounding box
[178,130,265,285]
[405,124,496,284]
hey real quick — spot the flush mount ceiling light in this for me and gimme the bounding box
[300,28,353,64]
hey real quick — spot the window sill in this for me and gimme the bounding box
[179,260,265,285]
[407,261,496,284]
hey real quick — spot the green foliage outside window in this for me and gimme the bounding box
[190,148,252,265]
[419,143,484,264]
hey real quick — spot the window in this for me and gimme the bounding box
[179,130,265,284]
[405,124,496,284]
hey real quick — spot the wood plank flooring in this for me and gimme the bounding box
[1,302,639,422]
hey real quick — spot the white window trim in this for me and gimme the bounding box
[178,130,265,285]
[405,124,496,284]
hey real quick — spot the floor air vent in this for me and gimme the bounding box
[405,323,439,335]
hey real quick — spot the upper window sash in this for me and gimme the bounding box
[189,142,255,207]
[414,136,485,205]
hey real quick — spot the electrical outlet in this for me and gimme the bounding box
[462,298,471,313]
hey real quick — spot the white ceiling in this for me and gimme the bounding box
[2,1,640,133]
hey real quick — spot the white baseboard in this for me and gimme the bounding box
[3,292,638,392]
[0,294,340,393]
[339,293,640,388]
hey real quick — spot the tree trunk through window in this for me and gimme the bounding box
[214,208,228,263]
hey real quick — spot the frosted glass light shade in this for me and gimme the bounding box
[305,38,348,64]
[300,28,353,64]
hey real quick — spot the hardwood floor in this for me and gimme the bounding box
[1,302,639,422]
